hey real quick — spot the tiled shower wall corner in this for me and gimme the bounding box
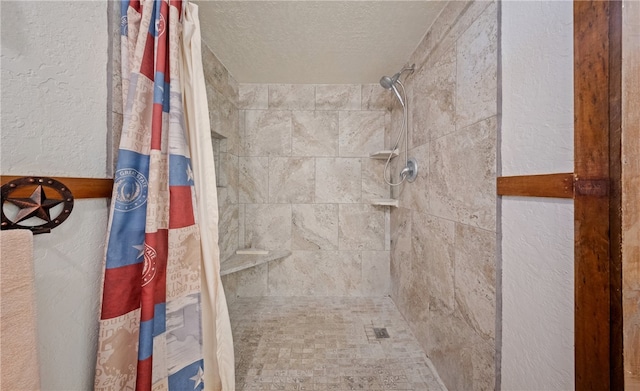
[220,83,396,299]
[200,43,242,272]
[388,1,499,390]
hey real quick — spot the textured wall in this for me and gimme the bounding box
[0,1,109,389]
[622,1,640,387]
[221,83,393,298]
[500,2,575,390]
[388,2,498,390]
[197,1,446,84]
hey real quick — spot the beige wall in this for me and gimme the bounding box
[388,2,498,390]
[623,1,640,388]
[221,83,395,298]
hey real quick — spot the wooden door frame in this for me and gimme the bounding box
[497,1,624,389]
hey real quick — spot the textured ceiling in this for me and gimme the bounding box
[197,1,447,84]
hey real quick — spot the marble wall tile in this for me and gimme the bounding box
[388,107,404,161]
[292,204,339,251]
[268,84,315,110]
[361,84,392,111]
[362,158,389,201]
[384,111,393,152]
[385,209,391,251]
[390,207,412,302]
[221,264,269,300]
[268,250,361,296]
[386,2,498,390]
[238,84,268,109]
[339,204,385,251]
[222,107,241,156]
[362,250,390,296]
[220,273,238,305]
[409,1,493,75]
[237,110,245,155]
[202,42,236,101]
[428,116,496,231]
[315,158,362,203]
[403,80,417,151]
[238,204,245,248]
[211,139,221,186]
[339,111,386,157]
[292,111,339,157]
[244,110,291,156]
[207,84,224,138]
[455,2,498,129]
[411,211,455,314]
[316,85,361,110]
[268,157,315,203]
[424,308,496,391]
[407,1,467,72]
[434,1,495,71]
[218,152,239,202]
[208,88,237,141]
[399,142,429,212]
[228,73,239,106]
[412,46,456,147]
[244,204,292,250]
[454,223,496,341]
[219,202,239,262]
[239,156,269,203]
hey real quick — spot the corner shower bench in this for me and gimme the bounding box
[220,249,291,276]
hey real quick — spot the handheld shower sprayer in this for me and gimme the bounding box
[379,64,418,186]
[379,65,415,90]
[379,64,415,108]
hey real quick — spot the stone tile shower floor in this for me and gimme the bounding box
[228,296,446,390]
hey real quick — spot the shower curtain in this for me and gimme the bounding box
[179,2,235,390]
[95,0,234,389]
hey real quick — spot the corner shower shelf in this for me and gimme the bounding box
[370,199,399,207]
[220,249,291,276]
[369,149,399,160]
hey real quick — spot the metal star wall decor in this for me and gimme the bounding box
[1,177,74,234]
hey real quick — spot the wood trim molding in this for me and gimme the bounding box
[1,175,113,199]
[573,1,623,389]
[497,173,574,198]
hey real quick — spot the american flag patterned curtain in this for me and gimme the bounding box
[95,1,207,389]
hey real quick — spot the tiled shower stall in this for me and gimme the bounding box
[204,1,498,389]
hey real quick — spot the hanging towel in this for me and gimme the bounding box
[0,229,41,391]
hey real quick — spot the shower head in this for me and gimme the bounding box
[379,73,400,90]
[379,64,415,107]
[380,76,405,107]
[379,64,415,90]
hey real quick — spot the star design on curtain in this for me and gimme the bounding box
[186,165,194,182]
[133,244,145,259]
[5,185,63,223]
[189,366,204,388]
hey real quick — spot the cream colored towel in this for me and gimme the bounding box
[1,229,40,391]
